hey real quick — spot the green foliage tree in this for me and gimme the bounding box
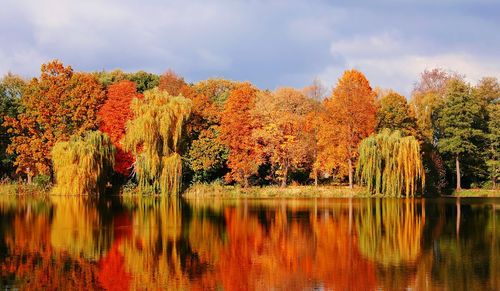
[93,69,128,87]
[376,92,418,137]
[184,79,236,184]
[52,131,115,195]
[473,77,499,188]
[187,128,228,183]
[436,79,485,191]
[357,129,425,197]
[127,71,160,93]
[0,73,26,176]
[123,88,192,195]
[486,103,499,188]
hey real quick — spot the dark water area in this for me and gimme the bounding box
[0,196,498,290]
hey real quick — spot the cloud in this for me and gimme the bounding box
[319,33,500,96]
[0,0,499,93]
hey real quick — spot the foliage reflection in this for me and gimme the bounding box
[0,196,498,290]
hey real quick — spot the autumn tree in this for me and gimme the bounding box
[474,77,500,105]
[123,88,192,195]
[158,69,187,97]
[357,129,425,197]
[5,60,106,180]
[302,79,327,185]
[254,88,314,187]
[52,131,115,195]
[185,79,236,183]
[98,80,142,176]
[303,77,327,101]
[0,73,26,176]
[411,68,462,143]
[188,78,237,137]
[219,82,262,187]
[376,91,418,137]
[436,79,484,191]
[316,69,377,188]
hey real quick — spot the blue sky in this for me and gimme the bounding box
[0,0,499,96]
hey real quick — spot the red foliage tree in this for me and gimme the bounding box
[99,80,142,176]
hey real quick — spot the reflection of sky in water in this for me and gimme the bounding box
[0,196,498,290]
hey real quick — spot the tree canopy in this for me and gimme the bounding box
[316,69,377,188]
[99,80,142,177]
[219,82,262,187]
[52,131,115,195]
[436,79,485,190]
[123,87,192,195]
[0,60,497,194]
[357,129,425,197]
[4,60,106,178]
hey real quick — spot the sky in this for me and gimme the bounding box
[0,0,499,96]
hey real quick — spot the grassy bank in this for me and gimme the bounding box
[183,184,369,199]
[0,182,50,195]
[183,184,500,199]
[1,181,498,198]
[447,188,500,197]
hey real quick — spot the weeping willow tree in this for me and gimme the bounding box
[357,129,425,197]
[123,87,192,196]
[52,131,115,195]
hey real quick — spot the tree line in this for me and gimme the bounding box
[0,60,498,195]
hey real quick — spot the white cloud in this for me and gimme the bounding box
[0,0,499,91]
[330,32,402,56]
[319,34,500,96]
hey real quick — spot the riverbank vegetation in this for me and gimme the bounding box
[0,61,499,196]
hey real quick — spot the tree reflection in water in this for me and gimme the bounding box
[0,195,498,290]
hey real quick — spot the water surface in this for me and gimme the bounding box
[0,196,498,290]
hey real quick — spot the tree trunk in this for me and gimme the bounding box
[493,167,497,189]
[281,165,288,188]
[244,175,249,188]
[455,155,461,191]
[240,170,248,188]
[314,170,318,187]
[348,158,353,189]
[26,167,32,184]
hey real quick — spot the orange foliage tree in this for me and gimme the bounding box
[98,80,142,176]
[158,69,187,97]
[219,82,262,187]
[5,60,105,179]
[254,88,315,186]
[316,69,376,188]
[185,79,237,182]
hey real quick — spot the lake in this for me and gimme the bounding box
[0,196,498,290]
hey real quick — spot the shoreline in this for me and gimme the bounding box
[181,184,500,199]
[1,183,499,198]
